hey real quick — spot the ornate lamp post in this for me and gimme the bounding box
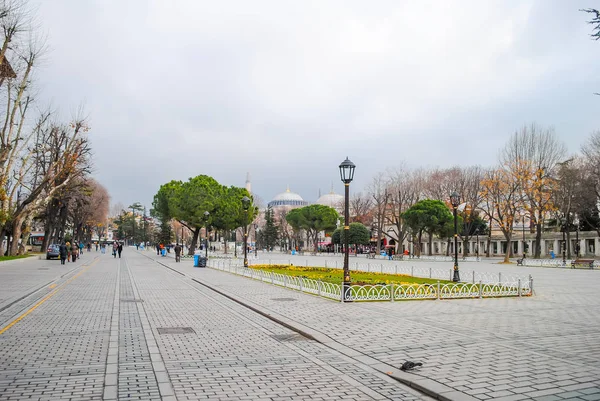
[520,210,527,260]
[339,157,356,302]
[242,196,251,267]
[561,218,567,266]
[475,227,480,260]
[204,211,210,258]
[254,223,258,257]
[450,192,461,282]
[574,214,580,258]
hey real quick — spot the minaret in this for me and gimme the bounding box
[245,172,252,194]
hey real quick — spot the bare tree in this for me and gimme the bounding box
[480,167,524,263]
[424,166,484,255]
[349,191,372,225]
[385,167,424,254]
[367,172,388,252]
[500,124,566,257]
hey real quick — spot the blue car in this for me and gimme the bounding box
[46,244,60,260]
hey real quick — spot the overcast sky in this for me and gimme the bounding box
[32,0,600,210]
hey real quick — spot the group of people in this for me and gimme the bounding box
[57,240,123,264]
[58,241,84,265]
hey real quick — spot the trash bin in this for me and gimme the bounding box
[193,254,200,267]
[198,256,207,268]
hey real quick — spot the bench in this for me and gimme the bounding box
[571,259,595,269]
[367,252,377,259]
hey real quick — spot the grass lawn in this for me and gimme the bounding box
[0,254,36,262]
[250,264,451,285]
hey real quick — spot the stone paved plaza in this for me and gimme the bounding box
[0,250,599,401]
[0,251,428,401]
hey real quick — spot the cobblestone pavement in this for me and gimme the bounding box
[0,250,429,401]
[161,251,600,401]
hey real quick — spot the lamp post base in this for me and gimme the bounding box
[342,281,352,302]
[452,268,460,282]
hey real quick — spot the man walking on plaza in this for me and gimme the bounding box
[59,242,68,265]
[174,243,181,262]
[117,242,123,258]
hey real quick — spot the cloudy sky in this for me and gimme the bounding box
[31,0,600,210]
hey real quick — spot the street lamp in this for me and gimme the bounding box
[204,211,210,258]
[520,211,527,260]
[561,217,567,266]
[242,196,251,267]
[253,223,258,257]
[475,227,479,260]
[339,157,356,302]
[450,192,461,282]
[574,214,580,258]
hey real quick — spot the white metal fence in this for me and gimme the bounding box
[207,260,533,302]
[519,258,597,269]
[228,259,527,286]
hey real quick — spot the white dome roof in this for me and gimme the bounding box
[272,188,304,202]
[268,187,308,208]
[316,192,344,208]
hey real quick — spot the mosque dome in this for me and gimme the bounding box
[268,187,308,208]
[316,191,344,209]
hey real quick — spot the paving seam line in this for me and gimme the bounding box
[103,258,121,401]
[125,257,178,401]
[0,262,84,315]
[146,255,429,401]
[147,256,461,401]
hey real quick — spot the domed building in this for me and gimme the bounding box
[316,189,344,212]
[268,187,308,208]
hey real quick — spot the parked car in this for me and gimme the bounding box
[46,244,60,260]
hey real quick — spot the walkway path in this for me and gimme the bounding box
[0,250,428,401]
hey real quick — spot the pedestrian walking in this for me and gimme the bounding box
[95,242,99,252]
[174,243,181,262]
[87,243,91,252]
[71,242,78,262]
[101,243,106,254]
[117,242,123,258]
[59,242,68,265]
[156,244,160,255]
[79,241,84,256]
[113,242,118,258]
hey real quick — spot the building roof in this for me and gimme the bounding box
[316,191,344,209]
[268,187,308,208]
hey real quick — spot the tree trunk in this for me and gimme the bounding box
[462,238,469,257]
[428,232,433,256]
[0,227,6,256]
[446,238,451,256]
[10,216,24,255]
[534,222,542,258]
[417,231,423,257]
[41,223,53,251]
[502,233,512,263]
[188,228,200,255]
[486,236,491,258]
[566,231,572,259]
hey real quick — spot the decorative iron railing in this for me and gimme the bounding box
[207,260,533,302]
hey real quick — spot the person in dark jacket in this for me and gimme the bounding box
[59,242,68,265]
[174,244,181,262]
[117,242,123,258]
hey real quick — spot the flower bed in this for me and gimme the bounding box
[208,260,533,302]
